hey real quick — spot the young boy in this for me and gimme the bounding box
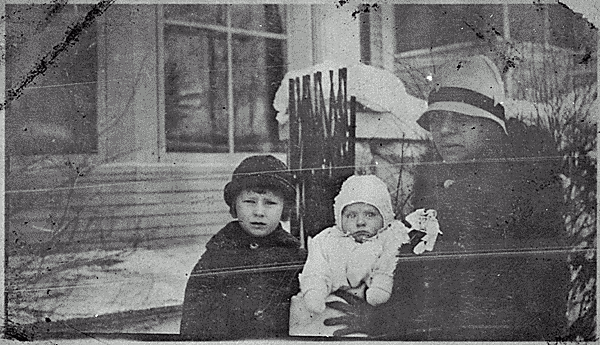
[289,175,439,336]
[180,155,307,340]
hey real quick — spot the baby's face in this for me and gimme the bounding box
[341,202,384,243]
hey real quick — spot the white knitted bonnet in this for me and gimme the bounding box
[333,175,395,233]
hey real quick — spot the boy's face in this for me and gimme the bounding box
[235,189,284,237]
[341,202,384,243]
[428,110,502,162]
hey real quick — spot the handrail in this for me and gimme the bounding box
[187,246,584,278]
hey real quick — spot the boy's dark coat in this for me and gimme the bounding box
[180,221,306,340]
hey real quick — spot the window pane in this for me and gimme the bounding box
[6,4,98,155]
[163,4,225,25]
[395,5,503,54]
[508,5,546,44]
[548,4,596,52]
[231,4,286,34]
[505,4,597,100]
[164,25,227,152]
[163,6,287,153]
[231,35,286,152]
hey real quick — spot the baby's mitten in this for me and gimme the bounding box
[366,286,391,306]
[303,287,328,314]
[366,274,393,306]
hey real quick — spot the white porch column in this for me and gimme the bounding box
[311,4,361,65]
[98,4,160,164]
[287,5,315,71]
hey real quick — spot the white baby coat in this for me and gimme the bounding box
[299,221,411,297]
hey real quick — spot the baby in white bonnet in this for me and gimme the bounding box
[298,175,441,314]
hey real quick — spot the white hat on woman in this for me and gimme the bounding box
[417,55,507,134]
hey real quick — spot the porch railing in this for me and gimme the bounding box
[287,68,356,246]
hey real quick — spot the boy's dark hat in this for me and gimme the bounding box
[224,155,296,207]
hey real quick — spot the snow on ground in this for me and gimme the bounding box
[8,236,211,333]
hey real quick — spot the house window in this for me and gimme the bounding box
[5,4,98,156]
[162,4,287,153]
[394,4,503,55]
[386,4,596,101]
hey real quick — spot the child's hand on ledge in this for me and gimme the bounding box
[366,286,391,306]
[303,289,326,314]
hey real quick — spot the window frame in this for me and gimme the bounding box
[157,4,289,158]
[368,3,595,100]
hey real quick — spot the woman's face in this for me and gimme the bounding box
[428,110,503,163]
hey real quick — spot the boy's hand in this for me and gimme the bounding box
[324,290,382,337]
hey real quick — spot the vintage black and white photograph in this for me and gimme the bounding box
[3,0,598,343]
